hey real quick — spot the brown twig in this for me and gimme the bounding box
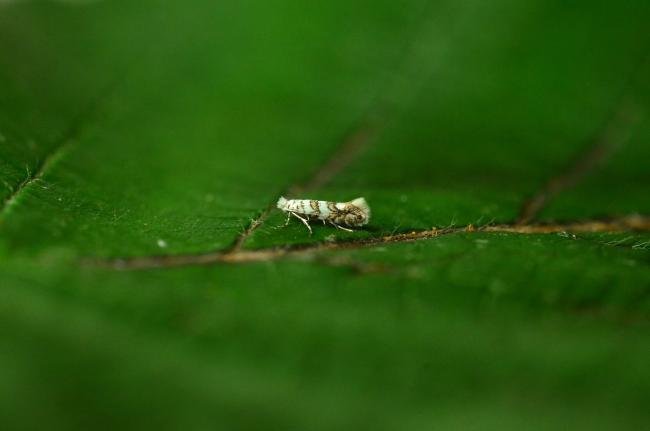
[95,214,650,270]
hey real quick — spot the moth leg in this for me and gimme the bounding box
[329,220,353,232]
[284,211,291,226]
[291,212,312,234]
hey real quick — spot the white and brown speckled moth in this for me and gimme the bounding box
[277,196,370,234]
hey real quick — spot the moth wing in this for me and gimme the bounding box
[349,197,370,218]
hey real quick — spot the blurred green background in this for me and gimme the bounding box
[1,0,649,429]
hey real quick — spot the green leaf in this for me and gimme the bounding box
[1,1,650,430]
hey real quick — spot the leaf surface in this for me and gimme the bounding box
[1,1,650,430]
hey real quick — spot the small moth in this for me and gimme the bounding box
[277,196,371,234]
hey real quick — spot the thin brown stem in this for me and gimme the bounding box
[95,214,650,270]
